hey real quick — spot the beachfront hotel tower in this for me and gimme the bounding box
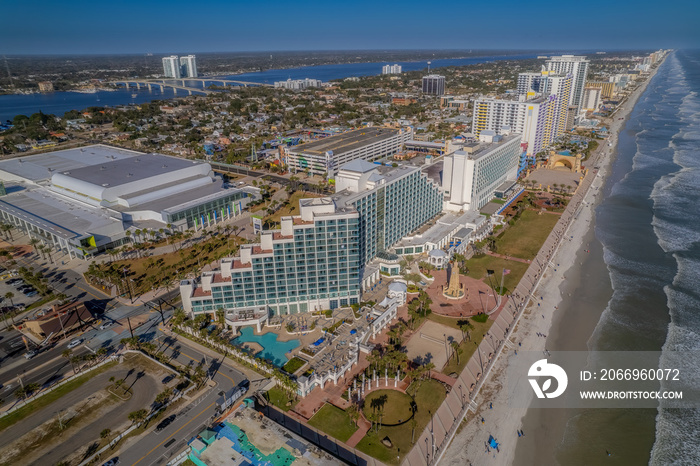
[472,96,552,156]
[545,55,590,112]
[181,159,443,319]
[474,70,571,155]
[443,132,521,212]
[333,159,443,267]
[181,198,361,319]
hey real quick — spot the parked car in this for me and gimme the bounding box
[24,291,38,297]
[161,374,175,384]
[24,350,37,359]
[101,458,119,466]
[67,339,82,349]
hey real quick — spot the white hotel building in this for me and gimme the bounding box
[442,132,521,212]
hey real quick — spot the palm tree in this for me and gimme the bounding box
[128,409,148,425]
[4,292,14,308]
[29,238,40,256]
[451,341,460,364]
[346,404,360,427]
[62,349,76,372]
[44,245,54,263]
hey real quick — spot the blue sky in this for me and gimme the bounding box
[1,0,698,54]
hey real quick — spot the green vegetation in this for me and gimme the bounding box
[264,386,298,412]
[441,319,493,376]
[24,293,56,311]
[494,209,559,260]
[362,390,414,425]
[472,313,489,323]
[325,319,345,334]
[308,403,358,442]
[88,229,245,296]
[462,254,529,294]
[582,139,599,160]
[357,380,446,464]
[282,357,306,374]
[0,360,117,432]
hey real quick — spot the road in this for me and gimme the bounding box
[0,286,180,406]
[0,330,90,400]
[115,335,250,466]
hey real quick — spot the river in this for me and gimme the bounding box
[0,52,540,123]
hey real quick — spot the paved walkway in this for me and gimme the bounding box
[429,371,457,387]
[346,415,372,448]
[424,269,500,317]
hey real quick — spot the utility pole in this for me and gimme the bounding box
[157,299,165,325]
[127,317,134,339]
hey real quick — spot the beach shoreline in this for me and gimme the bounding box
[439,59,666,466]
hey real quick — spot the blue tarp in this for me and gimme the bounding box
[350,329,357,335]
[488,435,499,449]
[312,338,325,346]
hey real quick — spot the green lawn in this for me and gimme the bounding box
[357,380,446,465]
[362,390,414,425]
[463,254,529,294]
[441,319,494,376]
[264,386,298,412]
[307,403,358,443]
[282,356,306,374]
[495,209,559,260]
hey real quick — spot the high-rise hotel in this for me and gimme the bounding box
[181,159,443,319]
[544,55,589,112]
[473,70,572,156]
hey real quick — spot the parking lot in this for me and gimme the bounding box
[0,273,41,317]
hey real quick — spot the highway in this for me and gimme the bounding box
[115,334,253,466]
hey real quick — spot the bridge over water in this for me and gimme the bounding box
[110,77,272,96]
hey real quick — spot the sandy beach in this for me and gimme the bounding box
[439,63,664,466]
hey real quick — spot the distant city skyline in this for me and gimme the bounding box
[1,0,697,55]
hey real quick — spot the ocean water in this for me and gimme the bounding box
[556,50,700,464]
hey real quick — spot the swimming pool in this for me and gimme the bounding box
[233,327,300,367]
